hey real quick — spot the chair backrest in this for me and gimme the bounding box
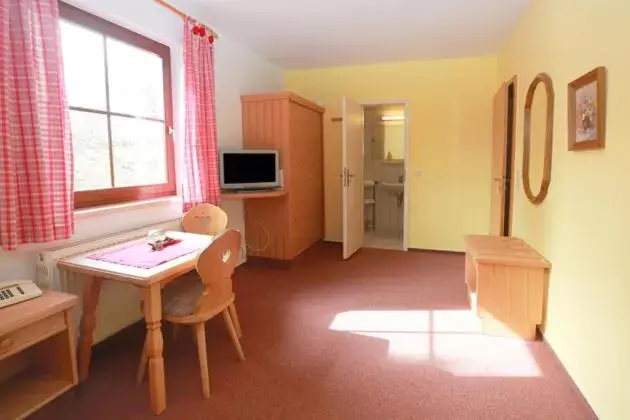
[182,204,228,236]
[193,229,242,315]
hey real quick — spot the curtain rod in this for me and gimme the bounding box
[155,0,219,39]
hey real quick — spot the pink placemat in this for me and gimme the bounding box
[88,239,202,269]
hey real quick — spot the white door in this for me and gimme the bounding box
[342,97,364,259]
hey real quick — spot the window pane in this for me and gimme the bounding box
[111,117,167,187]
[107,38,165,119]
[70,111,112,191]
[60,21,107,110]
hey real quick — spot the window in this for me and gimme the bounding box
[59,3,175,209]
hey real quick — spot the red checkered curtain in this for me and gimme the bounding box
[0,0,74,250]
[182,18,220,212]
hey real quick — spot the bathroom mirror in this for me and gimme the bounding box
[523,73,554,205]
[363,106,405,163]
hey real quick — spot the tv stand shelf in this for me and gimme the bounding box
[221,190,287,200]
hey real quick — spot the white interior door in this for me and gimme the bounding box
[342,97,364,259]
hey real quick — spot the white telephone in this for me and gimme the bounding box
[0,280,43,309]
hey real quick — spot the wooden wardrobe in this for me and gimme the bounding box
[241,92,325,261]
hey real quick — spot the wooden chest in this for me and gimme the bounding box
[464,235,550,340]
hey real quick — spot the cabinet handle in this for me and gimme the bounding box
[341,168,349,187]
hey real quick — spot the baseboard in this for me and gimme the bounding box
[537,328,599,419]
[324,241,464,256]
[408,248,465,256]
[243,240,332,269]
[243,256,293,269]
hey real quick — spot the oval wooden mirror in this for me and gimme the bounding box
[523,73,554,205]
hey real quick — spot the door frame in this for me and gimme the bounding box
[490,76,518,237]
[504,76,518,236]
[361,100,410,251]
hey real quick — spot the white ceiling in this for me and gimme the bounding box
[179,0,531,69]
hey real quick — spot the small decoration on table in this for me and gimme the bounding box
[147,229,174,251]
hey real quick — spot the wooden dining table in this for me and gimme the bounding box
[57,230,215,415]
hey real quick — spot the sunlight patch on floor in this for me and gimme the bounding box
[329,310,541,377]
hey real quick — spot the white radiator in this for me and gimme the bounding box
[37,219,182,344]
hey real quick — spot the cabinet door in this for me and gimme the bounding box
[289,102,324,256]
[242,97,290,259]
[308,109,324,241]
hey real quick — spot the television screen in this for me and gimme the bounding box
[220,150,280,190]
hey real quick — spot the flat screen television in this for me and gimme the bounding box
[219,149,281,191]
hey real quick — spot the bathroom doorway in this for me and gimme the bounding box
[362,102,408,251]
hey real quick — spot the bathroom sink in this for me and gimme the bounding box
[380,182,404,192]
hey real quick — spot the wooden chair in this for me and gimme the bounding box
[175,203,229,340]
[137,229,245,398]
[182,203,228,235]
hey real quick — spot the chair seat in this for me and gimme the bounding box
[162,274,206,318]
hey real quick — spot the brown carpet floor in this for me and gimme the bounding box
[33,243,597,420]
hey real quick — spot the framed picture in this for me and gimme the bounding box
[568,67,607,151]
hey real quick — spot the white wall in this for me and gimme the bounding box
[0,0,282,337]
[214,34,285,234]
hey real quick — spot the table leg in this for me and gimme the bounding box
[143,283,166,415]
[77,276,102,382]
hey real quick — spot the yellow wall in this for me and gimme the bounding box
[499,0,630,417]
[286,56,497,251]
